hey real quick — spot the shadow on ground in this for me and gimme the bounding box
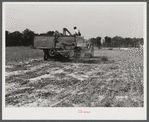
[47,54,114,64]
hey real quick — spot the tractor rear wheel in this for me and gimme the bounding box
[49,49,57,56]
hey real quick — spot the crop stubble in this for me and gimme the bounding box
[5,47,144,107]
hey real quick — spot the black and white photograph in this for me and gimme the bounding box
[2,2,147,120]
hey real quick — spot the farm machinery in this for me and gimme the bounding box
[34,28,94,60]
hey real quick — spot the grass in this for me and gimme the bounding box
[6,46,43,64]
[93,47,144,107]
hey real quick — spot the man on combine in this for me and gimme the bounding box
[73,26,81,36]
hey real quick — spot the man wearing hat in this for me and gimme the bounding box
[73,26,81,36]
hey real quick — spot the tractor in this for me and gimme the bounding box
[34,28,94,60]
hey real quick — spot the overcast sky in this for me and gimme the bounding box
[4,2,146,39]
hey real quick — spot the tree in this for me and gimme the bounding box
[6,31,23,46]
[112,36,123,47]
[22,28,34,46]
[6,31,11,46]
[139,38,144,45]
[46,31,54,36]
[95,36,102,49]
[89,36,101,48]
[105,36,112,47]
[12,31,23,46]
[89,38,96,45]
[39,33,46,36]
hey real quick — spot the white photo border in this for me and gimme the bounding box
[2,2,147,120]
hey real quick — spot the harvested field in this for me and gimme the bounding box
[5,46,144,107]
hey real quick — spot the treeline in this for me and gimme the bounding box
[6,29,54,46]
[89,36,143,48]
[6,29,144,48]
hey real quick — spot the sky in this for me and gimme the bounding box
[4,2,146,39]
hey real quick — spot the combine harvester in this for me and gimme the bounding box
[34,28,94,60]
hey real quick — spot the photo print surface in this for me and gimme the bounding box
[3,2,147,120]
